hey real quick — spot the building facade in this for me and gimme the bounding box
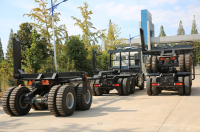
[139,9,155,50]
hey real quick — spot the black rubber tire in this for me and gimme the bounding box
[48,85,61,116]
[146,57,152,73]
[94,80,102,96]
[117,78,123,95]
[122,78,130,95]
[152,56,158,73]
[138,75,144,90]
[76,83,92,110]
[185,53,191,72]
[179,54,185,72]
[146,78,152,96]
[90,80,96,96]
[178,77,184,96]
[56,85,76,116]
[9,86,31,116]
[103,90,110,94]
[2,86,16,115]
[152,77,158,95]
[129,77,135,94]
[184,76,191,96]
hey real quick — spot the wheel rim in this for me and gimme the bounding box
[66,92,74,109]
[19,93,29,109]
[84,89,91,104]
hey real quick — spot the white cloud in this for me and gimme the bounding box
[174,6,180,10]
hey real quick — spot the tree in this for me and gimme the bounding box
[71,2,105,47]
[0,38,4,61]
[103,21,126,50]
[14,22,50,69]
[177,20,185,35]
[23,0,68,45]
[158,25,166,37]
[191,15,198,34]
[108,19,115,40]
[66,35,88,71]
[6,29,14,63]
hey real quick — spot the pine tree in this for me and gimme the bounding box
[191,15,198,34]
[6,29,14,62]
[158,25,166,37]
[0,38,4,61]
[108,19,115,40]
[177,20,185,35]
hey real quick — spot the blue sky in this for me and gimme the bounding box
[0,0,200,54]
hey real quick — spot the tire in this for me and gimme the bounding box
[122,78,130,95]
[184,76,191,95]
[76,83,92,110]
[56,85,76,116]
[152,56,158,73]
[146,78,152,96]
[117,78,123,95]
[138,75,144,90]
[48,85,61,116]
[103,89,110,94]
[179,54,185,72]
[129,77,135,94]
[185,53,191,72]
[2,86,16,115]
[90,80,96,96]
[146,57,152,73]
[94,80,102,96]
[152,77,158,95]
[9,86,31,116]
[178,77,184,96]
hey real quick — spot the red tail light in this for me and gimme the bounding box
[160,57,166,61]
[152,83,159,86]
[94,84,100,87]
[112,84,120,87]
[174,83,182,86]
[28,80,35,85]
[170,57,176,60]
[42,80,49,85]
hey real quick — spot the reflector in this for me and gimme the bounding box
[152,83,159,86]
[94,84,100,87]
[112,84,120,86]
[174,83,182,86]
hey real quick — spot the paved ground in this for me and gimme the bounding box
[0,69,200,132]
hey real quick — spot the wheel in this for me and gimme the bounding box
[94,80,103,96]
[117,78,123,95]
[56,85,76,116]
[152,77,158,95]
[90,80,96,96]
[129,77,135,94]
[146,78,152,96]
[138,75,144,90]
[103,89,110,94]
[2,86,16,115]
[122,78,130,95]
[185,53,191,72]
[146,57,152,73]
[179,54,185,72]
[178,77,184,95]
[76,83,92,110]
[9,86,31,116]
[48,85,61,116]
[184,76,191,95]
[152,56,158,73]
